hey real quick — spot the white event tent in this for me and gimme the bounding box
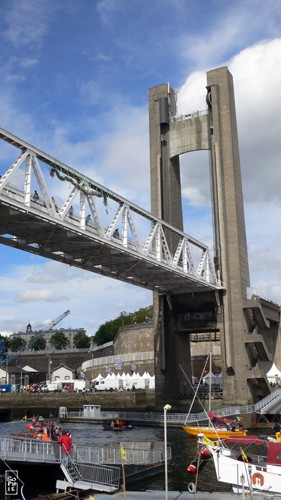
[266,363,281,384]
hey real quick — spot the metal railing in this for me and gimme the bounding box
[184,389,281,423]
[0,435,121,491]
[0,433,170,467]
[82,351,154,370]
[170,109,208,122]
[74,444,171,465]
[0,435,60,463]
[65,409,187,424]
[64,391,281,428]
[73,462,120,488]
[254,387,281,414]
[0,126,220,294]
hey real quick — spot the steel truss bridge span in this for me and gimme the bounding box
[0,127,221,295]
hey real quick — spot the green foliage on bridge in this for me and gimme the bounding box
[94,306,153,345]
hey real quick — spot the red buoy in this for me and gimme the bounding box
[200,447,212,459]
[187,463,197,474]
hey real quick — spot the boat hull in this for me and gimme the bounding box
[183,425,246,439]
[210,446,281,495]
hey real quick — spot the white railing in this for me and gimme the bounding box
[0,126,220,293]
[254,387,281,414]
[0,435,60,463]
[82,351,154,370]
[74,461,120,488]
[0,434,170,468]
[74,444,171,465]
[170,109,208,122]
[65,409,186,424]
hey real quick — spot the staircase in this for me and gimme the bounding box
[184,388,281,424]
[254,387,281,414]
[58,451,120,494]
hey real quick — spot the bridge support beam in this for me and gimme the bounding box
[149,67,276,409]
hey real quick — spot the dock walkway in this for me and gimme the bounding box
[59,388,281,428]
[0,434,170,493]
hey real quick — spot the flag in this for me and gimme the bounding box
[240,448,248,462]
[202,436,215,447]
[120,444,127,462]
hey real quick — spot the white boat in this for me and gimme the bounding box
[193,432,281,495]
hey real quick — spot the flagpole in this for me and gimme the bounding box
[120,442,127,500]
[240,448,253,500]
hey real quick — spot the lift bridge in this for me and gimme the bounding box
[0,126,221,296]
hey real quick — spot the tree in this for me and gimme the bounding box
[49,331,69,350]
[0,335,9,351]
[94,305,153,345]
[0,335,8,363]
[30,335,46,351]
[8,337,26,352]
[73,330,90,349]
[132,306,153,323]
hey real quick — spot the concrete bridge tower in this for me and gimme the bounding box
[149,67,280,409]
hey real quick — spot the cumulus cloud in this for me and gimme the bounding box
[177,39,281,206]
[15,289,67,303]
[1,1,281,335]
[177,38,281,303]
[3,1,55,48]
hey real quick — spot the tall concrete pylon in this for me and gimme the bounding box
[149,67,278,409]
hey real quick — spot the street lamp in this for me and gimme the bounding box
[163,403,171,500]
[88,339,94,381]
[47,355,52,383]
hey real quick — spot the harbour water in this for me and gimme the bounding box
[0,419,232,498]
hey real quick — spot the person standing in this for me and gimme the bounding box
[58,431,72,465]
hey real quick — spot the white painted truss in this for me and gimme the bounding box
[0,127,222,294]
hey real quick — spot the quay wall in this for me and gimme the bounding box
[0,391,156,420]
[0,392,265,429]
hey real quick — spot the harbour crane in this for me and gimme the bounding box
[36,310,70,332]
[3,310,71,366]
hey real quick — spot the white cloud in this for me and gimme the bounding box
[15,289,66,303]
[0,258,152,335]
[179,1,281,69]
[177,38,281,303]
[1,1,281,336]
[3,1,54,49]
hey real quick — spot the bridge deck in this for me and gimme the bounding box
[0,126,221,295]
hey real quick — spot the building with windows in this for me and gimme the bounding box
[9,324,87,351]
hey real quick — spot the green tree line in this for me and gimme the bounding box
[94,305,153,345]
[0,305,153,352]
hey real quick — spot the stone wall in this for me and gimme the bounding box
[0,391,156,419]
[114,323,154,354]
[191,341,221,378]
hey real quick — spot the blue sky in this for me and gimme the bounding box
[1,0,281,336]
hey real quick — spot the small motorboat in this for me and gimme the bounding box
[103,419,133,431]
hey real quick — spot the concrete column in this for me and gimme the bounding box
[149,67,253,408]
[206,67,250,403]
[149,85,192,409]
